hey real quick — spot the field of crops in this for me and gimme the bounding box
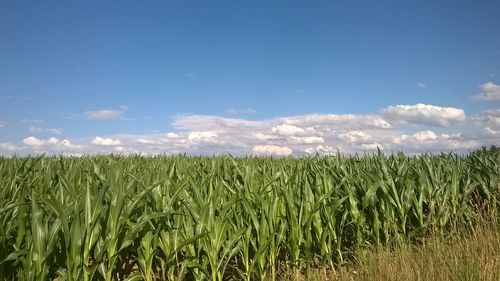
[0,149,498,281]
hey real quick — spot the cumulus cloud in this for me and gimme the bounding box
[473,82,500,101]
[7,102,494,156]
[166,132,180,139]
[381,103,466,127]
[252,145,292,156]
[272,124,307,136]
[249,132,279,142]
[290,136,325,144]
[91,137,121,146]
[339,130,373,144]
[187,131,219,144]
[361,143,384,150]
[472,109,500,128]
[23,136,44,146]
[23,136,83,152]
[84,106,128,120]
[304,145,338,155]
[0,143,21,151]
[480,127,500,140]
[392,131,479,151]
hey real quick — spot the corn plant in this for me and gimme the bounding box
[0,148,498,280]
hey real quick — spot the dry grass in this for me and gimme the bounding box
[277,222,500,281]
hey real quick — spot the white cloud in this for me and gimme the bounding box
[0,143,21,151]
[381,103,466,127]
[187,131,219,144]
[361,143,384,150]
[166,132,180,139]
[272,124,306,136]
[281,114,391,129]
[473,82,500,101]
[0,121,6,128]
[91,137,121,146]
[305,145,339,155]
[23,136,83,152]
[480,127,500,139]
[84,106,128,120]
[23,136,44,146]
[114,146,126,152]
[392,131,478,151]
[472,109,500,128]
[136,138,157,145]
[339,130,372,144]
[290,136,325,144]
[252,145,292,156]
[249,132,278,142]
[415,82,427,88]
[7,103,494,156]
[412,130,438,141]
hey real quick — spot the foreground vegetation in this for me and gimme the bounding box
[0,148,498,280]
[278,218,500,281]
[349,220,500,281]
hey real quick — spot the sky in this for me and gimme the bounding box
[0,0,499,156]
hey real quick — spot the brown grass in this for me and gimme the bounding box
[275,222,500,281]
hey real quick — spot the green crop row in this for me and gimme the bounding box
[0,148,498,280]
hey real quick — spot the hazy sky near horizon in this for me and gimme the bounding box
[0,0,499,156]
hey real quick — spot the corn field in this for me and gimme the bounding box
[0,149,499,281]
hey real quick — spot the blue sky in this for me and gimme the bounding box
[1,0,499,155]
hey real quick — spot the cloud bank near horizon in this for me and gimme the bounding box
[1,102,498,156]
